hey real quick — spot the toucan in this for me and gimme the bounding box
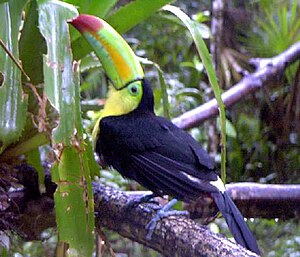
[70,14,260,255]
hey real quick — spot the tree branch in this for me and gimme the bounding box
[93,183,259,257]
[185,183,300,220]
[126,183,300,220]
[2,169,300,256]
[172,41,300,129]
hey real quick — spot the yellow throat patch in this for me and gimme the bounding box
[92,81,143,145]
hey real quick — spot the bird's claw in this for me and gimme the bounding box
[126,193,160,212]
[145,199,189,240]
[127,196,189,239]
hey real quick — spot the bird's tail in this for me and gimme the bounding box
[212,191,260,255]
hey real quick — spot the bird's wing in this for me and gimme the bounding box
[99,114,219,199]
[129,151,219,200]
[156,116,215,170]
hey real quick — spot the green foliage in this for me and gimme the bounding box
[19,0,46,84]
[247,0,300,82]
[64,0,118,18]
[52,147,94,256]
[108,0,173,33]
[37,0,95,255]
[38,0,78,144]
[248,0,300,57]
[0,0,28,153]
[26,148,45,185]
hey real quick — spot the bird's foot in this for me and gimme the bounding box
[146,198,189,240]
[126,193,160,212]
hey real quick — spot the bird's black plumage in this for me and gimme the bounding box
[95,79,260,254]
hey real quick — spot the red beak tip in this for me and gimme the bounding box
[68,14,104,33]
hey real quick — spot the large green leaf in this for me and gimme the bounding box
[38,1,94,256]
[19,0,46,84]
[0,0,28,153]
[72,0,173,60]
[38,0,78,144]
[107,0,173,32]
[51,145,94,257]
[64,0,118,17]
[66,0,118,42]
[26,148,44,185]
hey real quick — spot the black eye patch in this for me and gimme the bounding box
[115,77,144,91]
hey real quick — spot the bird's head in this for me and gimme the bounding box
[69,14,149,143]
[69,14,146,117]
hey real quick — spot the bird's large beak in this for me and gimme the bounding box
[69,14,144,90]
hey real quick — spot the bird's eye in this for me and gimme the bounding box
[128,83,139,96]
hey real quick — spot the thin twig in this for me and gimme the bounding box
[0,39,30,81]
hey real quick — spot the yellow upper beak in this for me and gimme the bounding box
[69,14,144,90]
